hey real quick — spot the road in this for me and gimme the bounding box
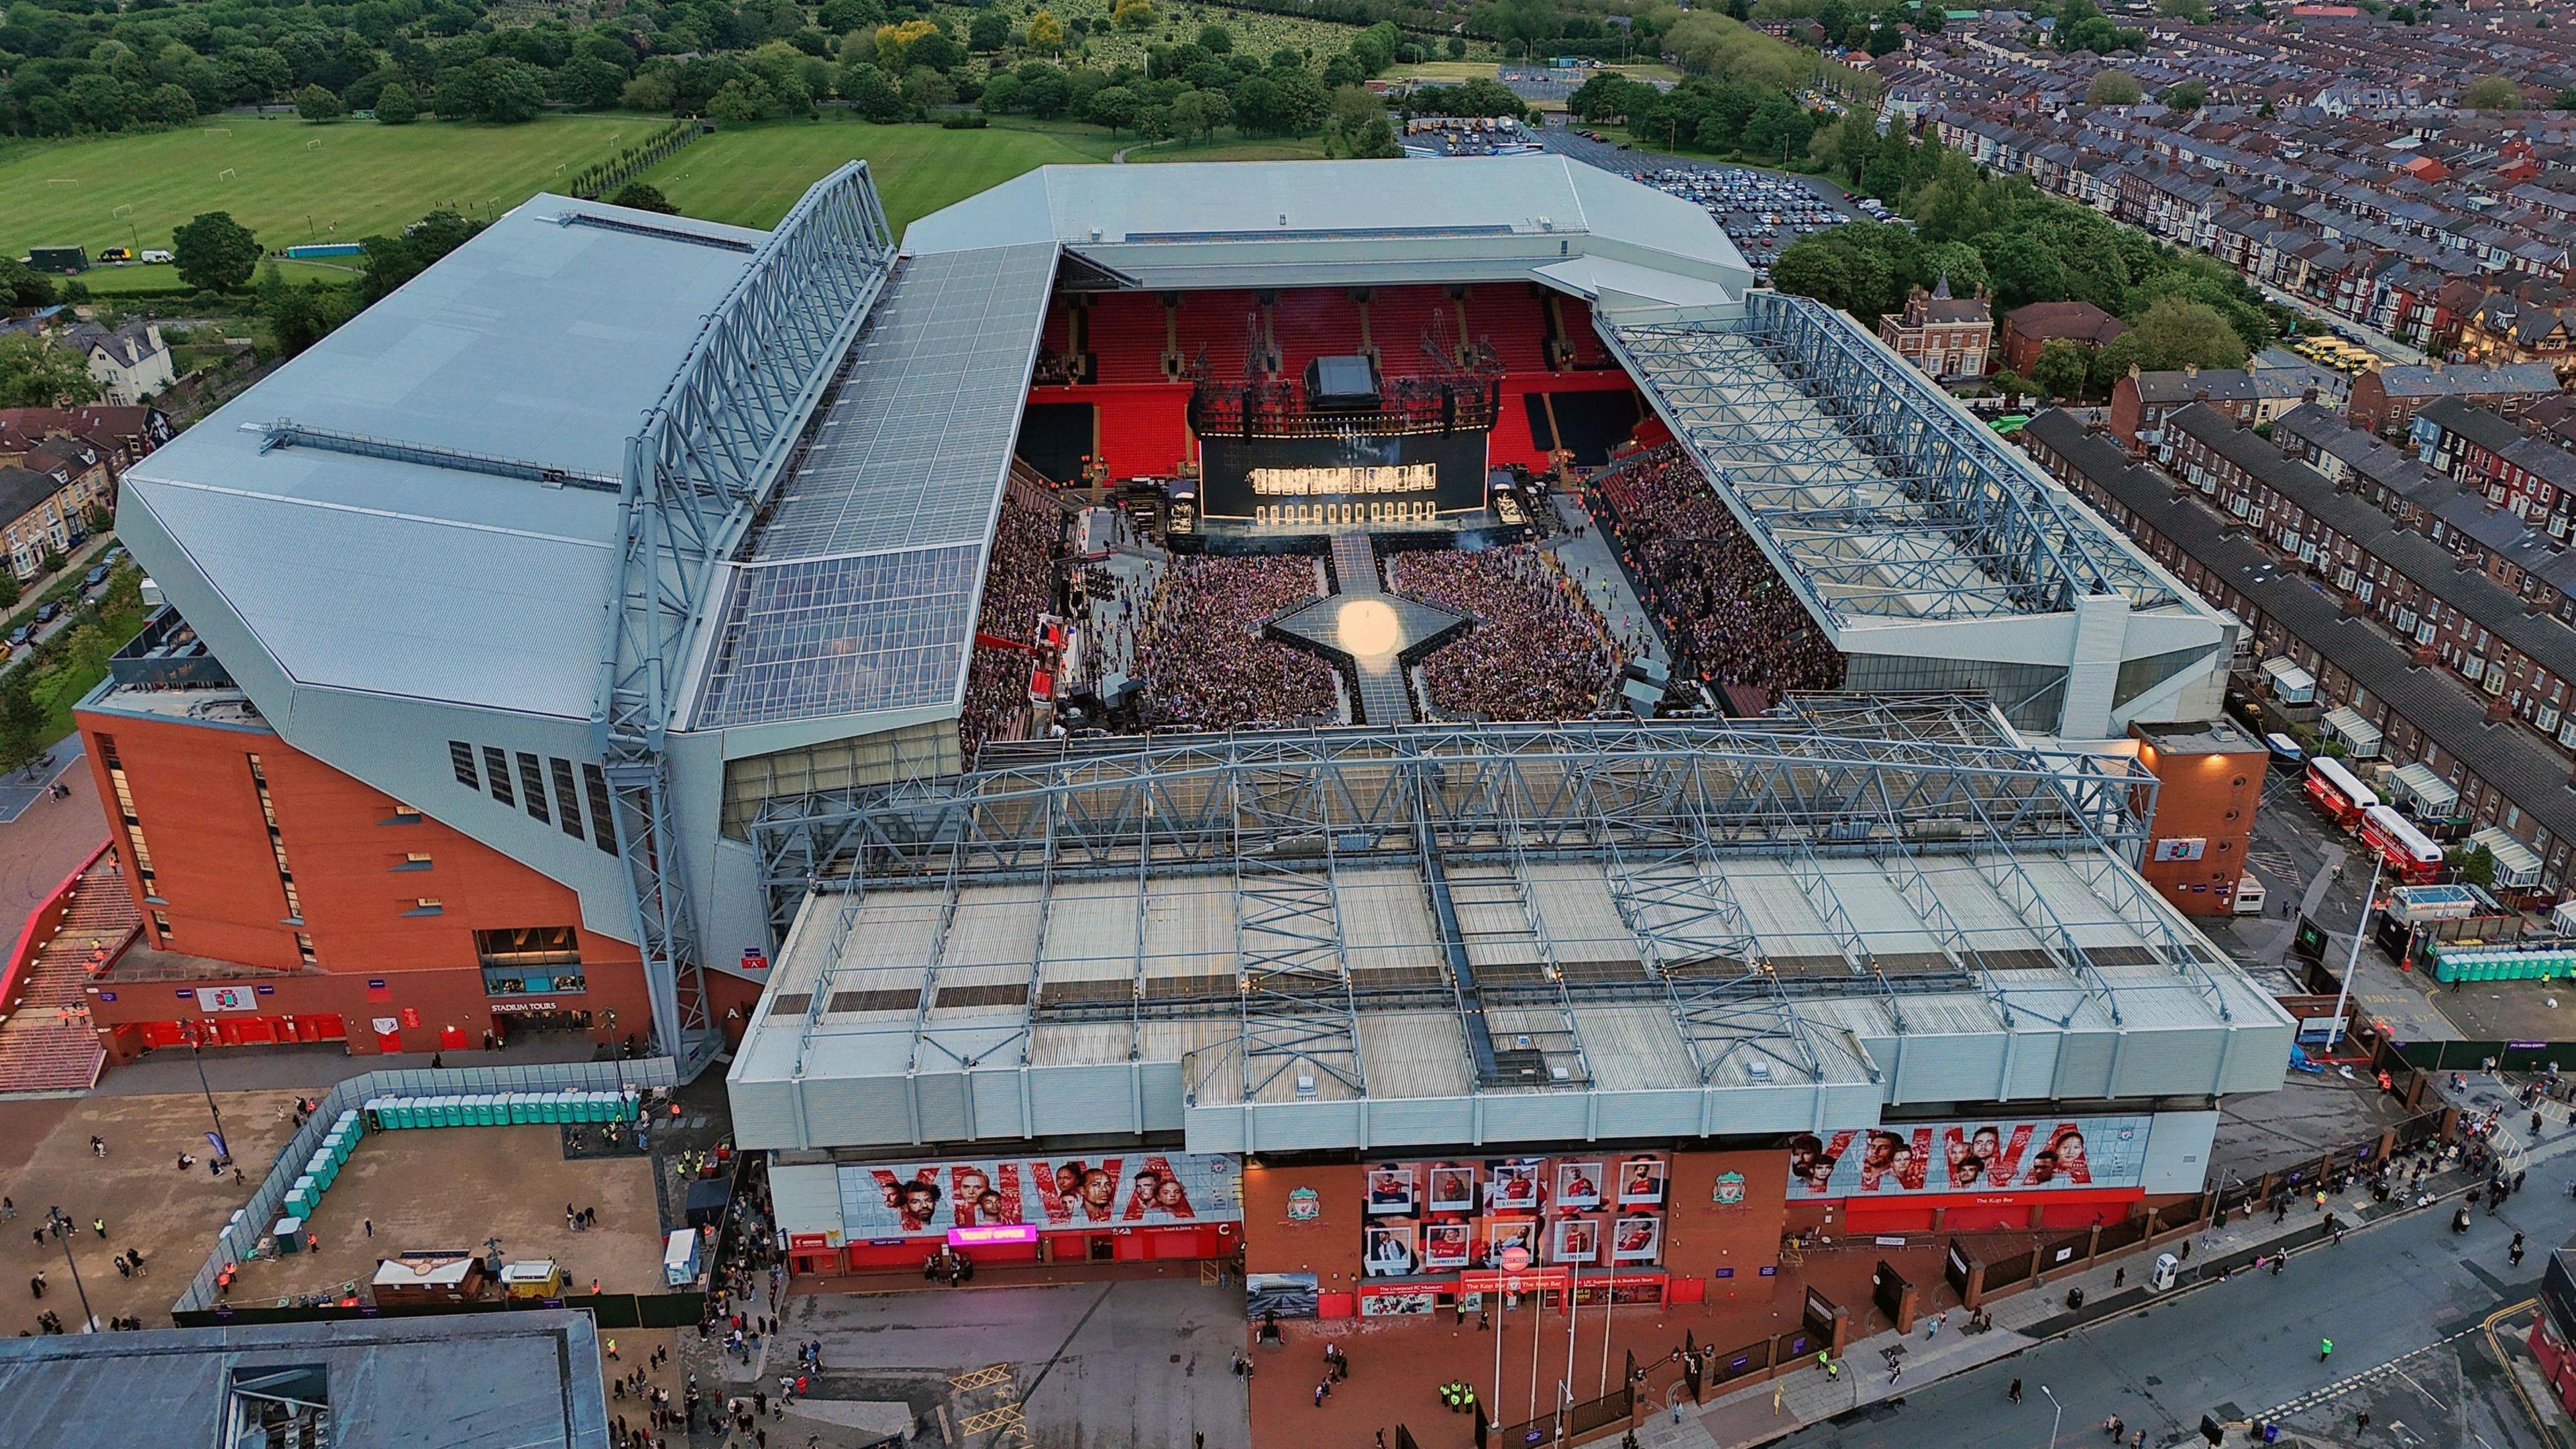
[1782,1170,2565,1448]
[0,535,122,681]
[2252,280,2428,367]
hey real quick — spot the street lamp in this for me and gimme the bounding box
[176,1020,233,1175]
[43,1208,95,1333]
[2040,1385,2061,1448]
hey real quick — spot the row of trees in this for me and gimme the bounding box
[0,0,1421,137]
[1771,127,2280,398]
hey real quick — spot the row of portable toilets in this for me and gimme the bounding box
[268,1090,641,1251]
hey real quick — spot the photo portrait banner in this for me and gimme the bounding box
[1785,1116,2153,1199]
[838,1152,1242,1239]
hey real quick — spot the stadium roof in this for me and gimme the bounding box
[729,702,2293,1155]
[119,198,767,721]
[904,156,1753,307]
[689,241,1060,731]
[0,1311,607,1449]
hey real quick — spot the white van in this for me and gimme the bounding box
[140,248,173,264]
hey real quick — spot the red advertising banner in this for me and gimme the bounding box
[1456,1267,1572,1295]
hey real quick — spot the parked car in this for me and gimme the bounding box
[83,564,110,589]
[98,247,132,264]
[33,601,62,625]
[140,249,173,264]
[6,625,31,648]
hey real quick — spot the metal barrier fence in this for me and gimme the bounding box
[1476,1387,1634,1449]
[171,1058,678,1318]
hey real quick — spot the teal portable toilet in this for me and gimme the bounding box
[286,1175,315,1214]
[547,1094,572,1124]
[394,1097,421,1129]
[500,1092,523,1124]
[469,1096,494,1127]
[336,1108,361,1138]
[584,1091,612,1122]
[444,1095,468,1127]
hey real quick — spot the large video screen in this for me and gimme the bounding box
[836,1152,1242,1239]
[1785,1115,2152,1200]
[1199,432,1489,521]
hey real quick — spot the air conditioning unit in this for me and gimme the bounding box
[1295,1073,1317,1099]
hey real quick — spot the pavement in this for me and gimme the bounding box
[1624,1074,2576,1449]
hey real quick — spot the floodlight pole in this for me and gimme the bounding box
[44,1208,95,1333]
[2328,851,2383,1055]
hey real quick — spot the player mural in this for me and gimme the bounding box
[837,1153,1243,1238]
[1784,1116,2152,1199]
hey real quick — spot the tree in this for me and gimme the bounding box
[2031,338,2092,399]
[2453,843,2496,890]
[0,573,18,610]
[172,212,259,294]
[841,62,904,119]
[1990,369,2032,402]
[707,76,773,121]
[1110,0,1161,32]
[1026,10,1065,51]
[0,260,56,309]
[357,210,485,304]
[1346,115,1402,158]
[2555,87,2576,111]
[2155,0,2208,19]
[2084,70,2143,105]
[610,182,680,214]
[2161,79,2205,109]
[1198,23,1234,52]
[1477,0,1561,58]
[263,281,345,360]
[2461,75,2524,109]
[1976,232,2067,311]
[2094,296,2247,376]
[375,80,419,123]
[1447,36,1469,58]
[296,83,345,121]
[0,675,45,775]
[0,337,102,409]
[969,9,1011,50]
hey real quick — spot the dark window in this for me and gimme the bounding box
[516,753,549,824]
[549,758,584,841]
[483,745,514,807]
[474,925,581,969]
[583,764,619,855]
[448,741,478,789]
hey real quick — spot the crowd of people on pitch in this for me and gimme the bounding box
[1581,444,1843,697]
[1388,544,1626,721]
[1131,555,1339,730]
[959,488,1066,759]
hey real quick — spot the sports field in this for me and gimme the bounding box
[0,115,640,292]
[633,117,1128,233]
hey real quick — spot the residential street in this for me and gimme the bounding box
[1780,1169,2563,1448]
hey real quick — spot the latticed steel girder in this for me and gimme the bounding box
[747,719,2159,928]
[1601,293,2179,629]
[596,162,896,1078]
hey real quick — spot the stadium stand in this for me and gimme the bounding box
[1583,443,1845,704]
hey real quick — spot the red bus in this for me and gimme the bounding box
[2360,805,2445,884]
[2304,757,2378,829]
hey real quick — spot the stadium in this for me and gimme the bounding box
[71,157,2284,1296]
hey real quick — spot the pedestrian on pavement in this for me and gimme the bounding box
[2355,1411,2369,1432]
[1315,1379,1328,1408]
[2513,1232,2528,1267]
[89,1136,104,1157]
[2008,1379,2022,1403]
[91,1217,105,1239]
[28,1273,42,1300]
[2271,1254,2285,1277]
[2114,1267,2125,1289]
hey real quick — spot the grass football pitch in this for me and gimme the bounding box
[0,114,640,292]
